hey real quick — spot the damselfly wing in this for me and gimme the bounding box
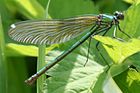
[9,16,99,45]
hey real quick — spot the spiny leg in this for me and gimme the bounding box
[88,27,111,93]
[117,24,132,38]
[95,28,111,68]
[84,23,112,66]
[84,36,92,66]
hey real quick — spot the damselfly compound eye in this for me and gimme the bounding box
[114,11,124,20]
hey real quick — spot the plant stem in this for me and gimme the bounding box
[37,0,51,93]
[37,45,46,93]
[0,15,7,93]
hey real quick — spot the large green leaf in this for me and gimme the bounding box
[44,50,104,93]
[94,36,140,64]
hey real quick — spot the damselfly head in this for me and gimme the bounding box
[114,11,124,20]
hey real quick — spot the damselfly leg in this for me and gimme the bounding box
[95,28,111,67]
[117,25,132,38]
[84,37,92,67]
[84,21,112,66]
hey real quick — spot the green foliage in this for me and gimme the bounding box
[0,0,140,93]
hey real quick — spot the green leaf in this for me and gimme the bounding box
[107,52,140,77]
[94,0,129,13]
[114,68,140,93]
[49,0,98,18]
[11,0,45,19]
[44,51,104,93]
[103,75,123,93]
[38,0,49,8]
[119,3,140,38]
[127,52,140,69]
[94,36,140,64]
[6,43,57,57]
[123,0,140,4]
[91,72,107,93]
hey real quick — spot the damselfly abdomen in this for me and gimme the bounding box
[8,11,130,85]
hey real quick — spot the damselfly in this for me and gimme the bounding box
[8,11,131,85]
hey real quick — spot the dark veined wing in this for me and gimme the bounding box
[8,15,98,45]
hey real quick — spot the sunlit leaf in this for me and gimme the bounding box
[94,36,140,64]
[123,0,140,4]
[6,43,57,57]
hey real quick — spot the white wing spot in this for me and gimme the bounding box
[11,24,16,28]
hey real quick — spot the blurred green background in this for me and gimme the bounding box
[0,0,140,93]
